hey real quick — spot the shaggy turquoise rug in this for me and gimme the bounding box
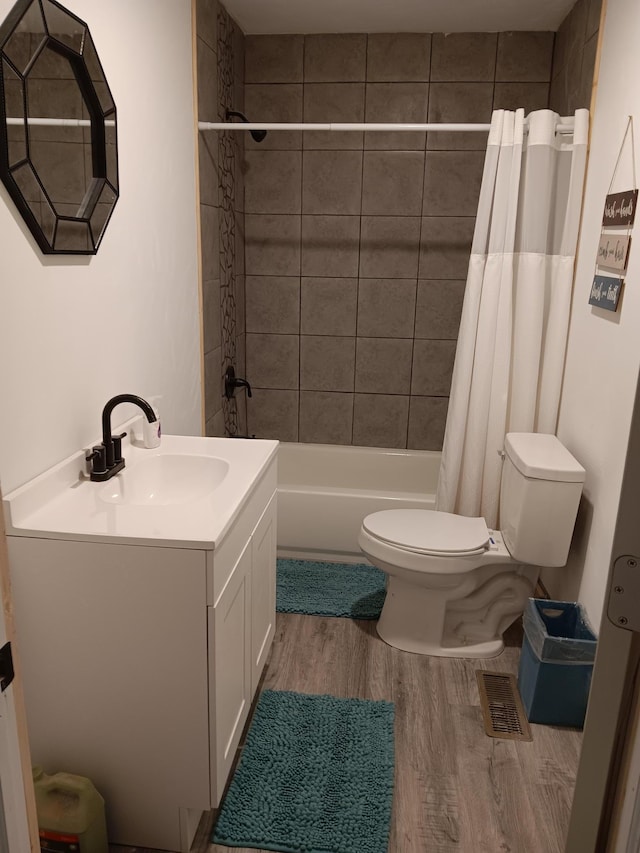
[212,689,395,853]
[276,559,386,619]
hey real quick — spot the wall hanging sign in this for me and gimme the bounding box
[590,116,636,313]
[596,234,631,273]
[589,275,624,311]
[602,190,638,227]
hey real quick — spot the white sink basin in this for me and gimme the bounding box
[2,424,278,550]
[99,454,229,506]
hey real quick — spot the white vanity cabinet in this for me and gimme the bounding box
[208,491,277,803]
[4,441,278,853]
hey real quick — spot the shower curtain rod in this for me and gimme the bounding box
[4,117,576,133]
[5,117,115,127]
[197,119,577,133]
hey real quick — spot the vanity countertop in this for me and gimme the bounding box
[3,423,278,550]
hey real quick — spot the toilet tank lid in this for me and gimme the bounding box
[504,433,586,483]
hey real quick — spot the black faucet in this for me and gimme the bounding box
[224,366,252,399]
[86,394,158,482]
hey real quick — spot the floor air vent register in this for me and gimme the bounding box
[476,671,532,741]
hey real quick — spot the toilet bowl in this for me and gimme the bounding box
[358,433,585,658]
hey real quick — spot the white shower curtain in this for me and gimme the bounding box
[436,108,589,528]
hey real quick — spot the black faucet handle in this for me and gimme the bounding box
[86,445,107,474]
[224,366,253,399]
[112,432,127,464]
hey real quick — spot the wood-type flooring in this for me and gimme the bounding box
[111,612,582,853]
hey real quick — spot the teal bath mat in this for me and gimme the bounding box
[276,559,386,619]
[213,689,395,853]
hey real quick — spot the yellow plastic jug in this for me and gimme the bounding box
[32,767,108,853]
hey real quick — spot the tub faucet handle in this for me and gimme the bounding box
[225,366,253,399]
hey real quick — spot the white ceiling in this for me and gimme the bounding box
[223,0,576,35]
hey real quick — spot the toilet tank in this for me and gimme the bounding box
[500,433,585,567]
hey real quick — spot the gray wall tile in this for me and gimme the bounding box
[366,34,431,82]
[299,392,354,444]
[247,389,299,440]
[235,213,245,272]
[300,335,356,391]
[301,277,358,335]
[431,33,497,82]
[496,32,555,82]
[244,84,303,150]
[579,34,598,109]
[301,215,361,277]
[408,396,449,450]
[246,333,299,389]
[304,34,367,82]
[411,339,457,395]
[236,274,246,335]
[200,203,220,280]
[198,132,219,206]
[246,276,300,334]
[586,0,603,40]
[493,82,551,113]
[204,346,222,422]
[427,83,493,150]
[303,83,365,150]
[364,82,428,150]
[302,150,363,214]
[357,279,417,338]
[549,72,568,117]
[355,338,413,394]
[236,26,555,449]
[244,150,302,214]
[360,216,421,278]
[353,393,410,448]
[415,280,465,340]
[245,35,304,83]
[197,38,218,123]
[419,216,475,279]
[205,409,226,438]
[245,214,301,275]
[203,278,222,353]
[196,0,218,51]
[362,151,425,216]
[554,0,588,78]
[423,151,485,217]
[550,0,599,113]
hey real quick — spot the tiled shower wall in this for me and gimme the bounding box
[196,0,247,437]
[242,32,555,449]
[549,0,602,114]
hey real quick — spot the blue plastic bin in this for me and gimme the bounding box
[517,599,597,728]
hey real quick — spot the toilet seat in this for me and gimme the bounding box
[362,509,491,557]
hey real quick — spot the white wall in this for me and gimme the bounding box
[546,0,640,629]
[0,0,202,494]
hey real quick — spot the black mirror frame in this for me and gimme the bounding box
[0,0,118,255]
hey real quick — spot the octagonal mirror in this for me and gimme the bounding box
[0,0,118,254]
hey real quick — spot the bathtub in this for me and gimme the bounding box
[277,442,441,563]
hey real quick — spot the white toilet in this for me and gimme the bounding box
[358,433,586,658]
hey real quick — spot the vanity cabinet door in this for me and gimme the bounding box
[209,540,252,804]
[250,493,277,694]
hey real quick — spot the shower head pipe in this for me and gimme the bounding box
[225,109,267,142]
